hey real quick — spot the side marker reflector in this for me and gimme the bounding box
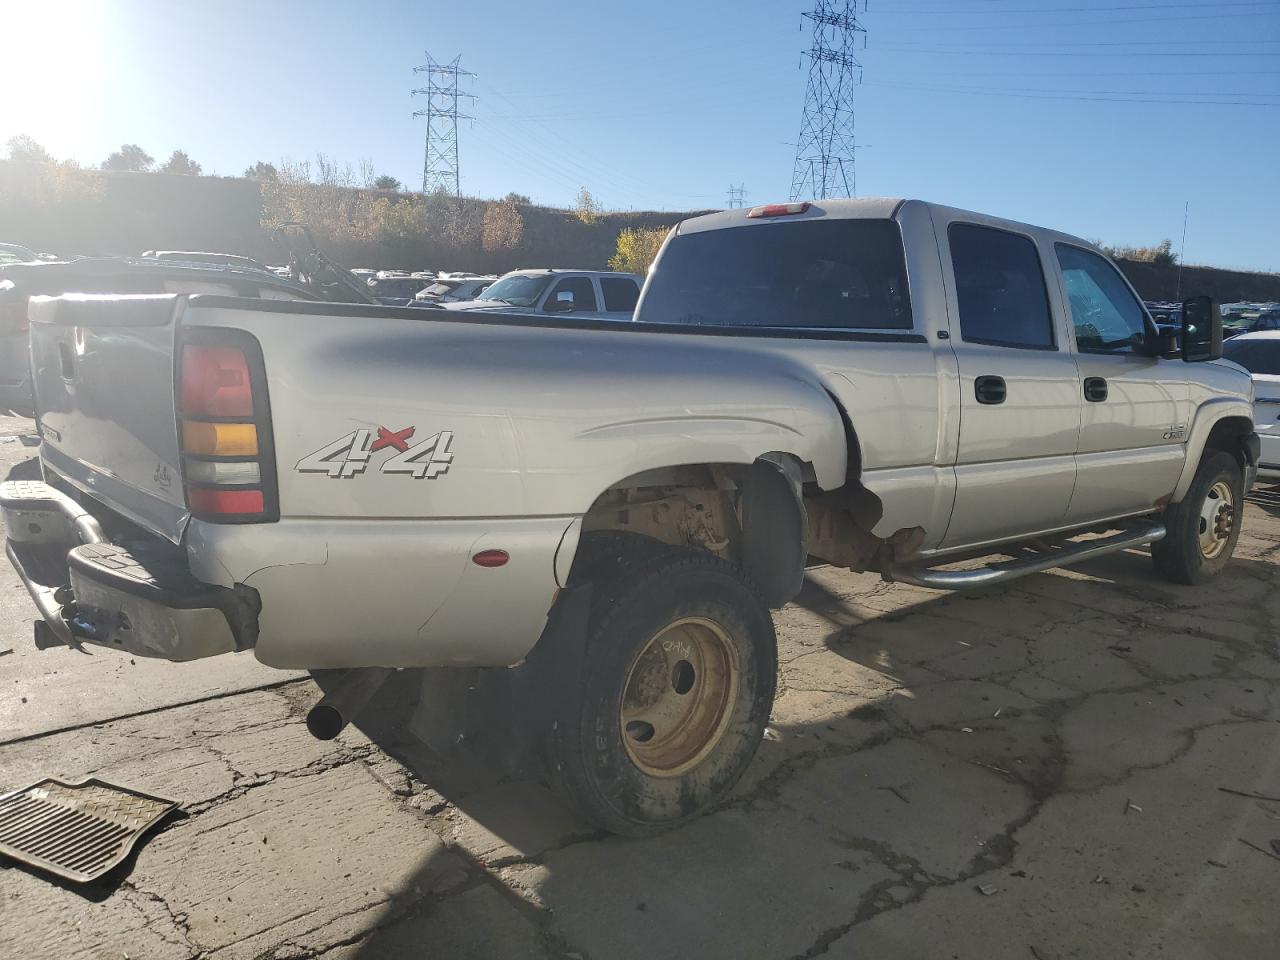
[472,549,510,568]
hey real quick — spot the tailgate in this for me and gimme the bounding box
[29,294,187,542]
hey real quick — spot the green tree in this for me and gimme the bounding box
[373,175,401,191]
[5,134,52,164]
[244,161,279,181]
[159,150,202,176]
[102,144,154,172]
[608,226,669,275]
[573,187,601,224]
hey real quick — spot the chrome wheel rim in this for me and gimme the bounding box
[1198,480,1235,560]
[620,617,738,778]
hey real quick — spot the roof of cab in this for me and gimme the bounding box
[675,197,1098,253]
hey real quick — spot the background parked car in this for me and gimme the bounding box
[1247,306,1280,332]
[368,273,434,303]
[412,274,496,304]
[436,268,643,320]
[0,243,39,266]
[1223,330,1280,479]
[140,250,273,274]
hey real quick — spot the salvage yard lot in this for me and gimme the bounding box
[1,413,1278,960]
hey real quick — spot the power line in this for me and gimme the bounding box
[791,1,866,202]
[726,184,748,209]
[411,53,476,197]
[892,10,1280,29]
[475,78,718,200]
[877,38,1280,47]
[878,1,1279,12]
[869,46,1280,56]
[866,79,1280,106]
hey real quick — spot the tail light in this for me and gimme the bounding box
[177,329,278,523]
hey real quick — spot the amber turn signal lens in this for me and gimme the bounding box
[182,421,259,457]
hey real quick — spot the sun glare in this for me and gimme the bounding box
[0,1,106,155]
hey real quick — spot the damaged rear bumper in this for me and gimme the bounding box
[2,479,258,660]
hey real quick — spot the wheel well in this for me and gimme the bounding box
[1203,415,1254,467]
[578,459,809,608]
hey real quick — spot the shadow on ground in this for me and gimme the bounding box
[332,531,1280,960]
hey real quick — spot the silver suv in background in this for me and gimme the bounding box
[434,268,643,320]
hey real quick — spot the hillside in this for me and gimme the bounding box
[2,161,1275,301]
[1114,258,1280,303]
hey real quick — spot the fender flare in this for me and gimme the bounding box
[1172,398,1255,502]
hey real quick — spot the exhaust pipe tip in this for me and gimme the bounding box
[306,704,346,741]
[304,667,394,741]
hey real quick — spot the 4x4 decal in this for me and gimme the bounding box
[296,426,454,479]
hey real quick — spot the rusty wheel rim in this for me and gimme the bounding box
[1198,480,1235,560]
[620,617,738,778]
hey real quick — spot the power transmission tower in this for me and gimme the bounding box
[726,183,748,209]
[411,53,476,197]
[790,2,865,202]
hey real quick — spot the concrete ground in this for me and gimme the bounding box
[2,412,1279,959]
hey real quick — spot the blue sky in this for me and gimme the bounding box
[3,0,1278,271]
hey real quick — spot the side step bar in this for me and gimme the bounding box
[883,523,1166,591]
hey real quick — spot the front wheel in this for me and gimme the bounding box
[544,551,777,836]
[1152,449,1244,585]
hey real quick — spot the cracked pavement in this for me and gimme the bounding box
[2,416,1280,959]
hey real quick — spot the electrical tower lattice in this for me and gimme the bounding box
[412,53,476,197]
[726,184,748,209]
[790,2,865,202]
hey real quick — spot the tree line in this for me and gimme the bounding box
[4,134,404,190]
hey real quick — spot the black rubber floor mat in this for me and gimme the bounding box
[0,777,177,882]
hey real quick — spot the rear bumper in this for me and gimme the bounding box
[186,514,577,669]
[2,480,257,660]
[4,479,578,669]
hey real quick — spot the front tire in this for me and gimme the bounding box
[545,551,777,836]
[1152,449,1244,585]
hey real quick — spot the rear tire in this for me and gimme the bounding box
[1152,449,1243,585]
[545,550,777,836]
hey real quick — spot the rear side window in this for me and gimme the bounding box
[1224,339,1280,375]
[635,218,912,330]
[546,276,598,313]
[949,223,1055,350]
[600,277,640,313]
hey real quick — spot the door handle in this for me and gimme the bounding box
[1084,377,1108,402]
[974,375,1006,405]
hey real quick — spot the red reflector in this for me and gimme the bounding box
[188,486,264,516]
[181,345,253,417]
[747,201,811,219]
[471,549,510,568]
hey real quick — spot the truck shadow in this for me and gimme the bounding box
[337,539,1279,958]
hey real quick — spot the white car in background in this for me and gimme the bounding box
[0,243,40,266]
[413,274,496,304]
[1223,331,1280,479]
[436,269,643,320]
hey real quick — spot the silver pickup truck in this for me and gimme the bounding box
[2,198,1258,835]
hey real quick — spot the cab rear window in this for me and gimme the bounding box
[636,218,912,330]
